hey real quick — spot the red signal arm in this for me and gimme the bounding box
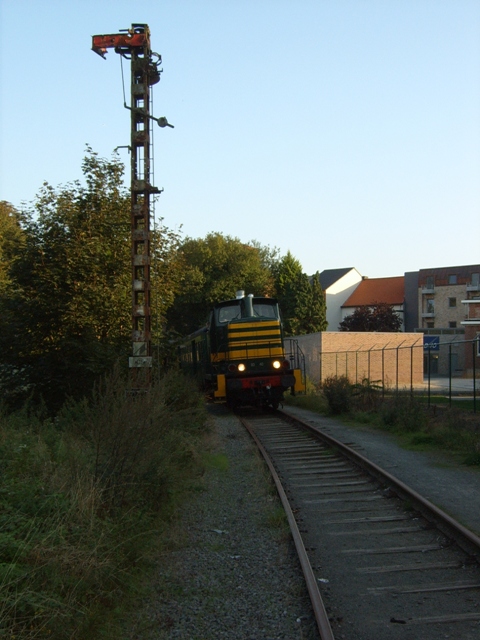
[92,32,148,58]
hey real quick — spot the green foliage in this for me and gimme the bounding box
[339,302,402,332]
[379,392,427,432]
[285,377,480,466]
[167,232,276,334]
[322,375,352,414]
[0,369,207,638]
[276,268,327,337]
[271,250,303,297]
[0,149,182,411]
[284,389,329,413]
[0,201,25,295]
[352,378,383,411]
[0,149,131,410]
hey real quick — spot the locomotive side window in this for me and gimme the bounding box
[252,303,277,319]
[217,304,241,323]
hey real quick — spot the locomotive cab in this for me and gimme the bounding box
[179,291,306,409]
[209,292,299,409]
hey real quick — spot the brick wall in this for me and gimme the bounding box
[294,332,424,387]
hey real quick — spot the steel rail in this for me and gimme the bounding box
[279,408,480,560]
[238,415,335,640]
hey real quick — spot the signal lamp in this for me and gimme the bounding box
[272,360,281,369]
[228,364,237,372]
[238,363,246,372]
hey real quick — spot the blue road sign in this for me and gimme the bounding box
[424,336,440,351]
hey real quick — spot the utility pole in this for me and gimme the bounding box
[92,24,173,389]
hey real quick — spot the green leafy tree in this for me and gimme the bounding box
[339,302,402,332]
[370,302,403,331]
[273,257,327,336]
[279,272,327,336]
[304,272,327,333]
[0,201,25,294]
[0,148,181,410]
[272,250,303,297]
[167,233,275,335]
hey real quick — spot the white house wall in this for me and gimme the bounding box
[325,269,362,331]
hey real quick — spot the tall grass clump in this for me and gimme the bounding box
[322,375,352,415]
[379,391,427,432]
[284,377,329,413]
[0,367,207,639]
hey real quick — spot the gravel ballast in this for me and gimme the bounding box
[127,405,319,640]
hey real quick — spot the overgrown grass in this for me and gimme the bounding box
[0,367,208,639]
[285,377,480,467]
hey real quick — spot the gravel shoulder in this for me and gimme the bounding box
[282,404,480,536]
[126,404,319,640]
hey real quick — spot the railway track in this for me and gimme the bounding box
[237,408,480,640]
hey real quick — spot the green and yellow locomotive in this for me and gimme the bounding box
[179,291,305,409]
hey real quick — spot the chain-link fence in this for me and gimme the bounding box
[318,337,478,412]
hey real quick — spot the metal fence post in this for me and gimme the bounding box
[382,346,385,398]
[410,344,413,395]
[473,340,477,414]
[396,345,399,392]
[448,343,452,406]
[427,345,431,407]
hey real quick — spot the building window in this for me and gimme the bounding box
[477,333,480,357]
[449,321,457,328]
[471,273,479,286]
[426,276,434,288]
[425,299,435,314]
[448,297,456,307]
[426,321,434,329]
[448,274,457,285]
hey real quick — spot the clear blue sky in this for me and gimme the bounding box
[1,0,479,278]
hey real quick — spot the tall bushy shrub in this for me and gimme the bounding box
[322,375,352,414]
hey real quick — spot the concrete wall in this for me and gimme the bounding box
[294,331,424,388]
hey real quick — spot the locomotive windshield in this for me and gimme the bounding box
[252,303,277,319]
[217,303,241,323]
[216,299,278,324]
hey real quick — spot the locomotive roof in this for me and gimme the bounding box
[214,296,278,308]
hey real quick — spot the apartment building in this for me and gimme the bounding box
[418,266,480,330]
[404,264,480,375]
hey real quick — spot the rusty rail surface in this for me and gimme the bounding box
[278,409,480,559]
[238,407,480,639]
[238,415,335,640]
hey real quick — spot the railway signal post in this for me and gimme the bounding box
[91,24,173,390]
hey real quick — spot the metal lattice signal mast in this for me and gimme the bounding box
[92,24,173,388]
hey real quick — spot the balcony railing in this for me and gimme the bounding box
[421,285,435,294]
[466,282,480,292]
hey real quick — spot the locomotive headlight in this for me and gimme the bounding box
[238,363,246,372]
[272,360,281,369]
